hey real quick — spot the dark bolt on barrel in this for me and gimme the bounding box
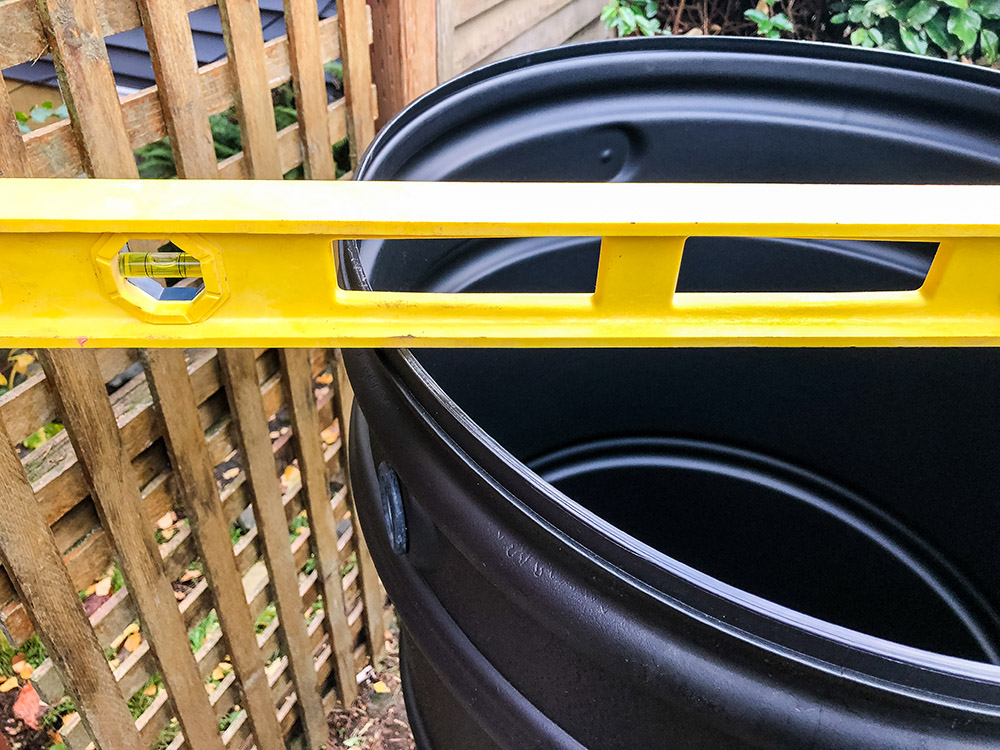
[340,38,1000,749]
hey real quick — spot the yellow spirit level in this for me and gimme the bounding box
[2,179,1000,348]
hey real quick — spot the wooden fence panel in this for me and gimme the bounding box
[0,0,381,744]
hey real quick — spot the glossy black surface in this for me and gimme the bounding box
[344,38,1000,748]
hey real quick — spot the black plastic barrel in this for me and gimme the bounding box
[341,38,1000,748]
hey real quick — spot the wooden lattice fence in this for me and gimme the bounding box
[0,0,385,748]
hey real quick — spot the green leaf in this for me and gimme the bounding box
[644,0,658,17]
[744,8,771,24]
[925,11,960,50]
[771,12,794,29]
[869,25,886,42]
[14,111,28,123]
[889,0,921,20]
[864,0,894,15]
[899,23,931,51]
[940,0,968,8]
[53,104,68,119]
[981,27,1000,60]
[848,3,868,21]
[948,7,982,51]
[851,27,871,43]
[970,0,1000,17]
[830,11,849,22]
[906,0,940,25]
[29,106,51,123]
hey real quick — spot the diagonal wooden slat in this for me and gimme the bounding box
[0,72,31,178]
[218,349,329,750]
[282,0,336,179]
[141,348,288,750]
[39,349,226,750]
[331,349,387,664]
[279,349,358,705]
[0,414,142,750]
[216,0,283,179]
[136,0,218,178]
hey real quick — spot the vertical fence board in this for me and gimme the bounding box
[39,349,226,750]
[141,349,288,750]
[35,0,138,177]
[332,350,387,664]
[279,349,358,705]
[337,0,377,160]
[136,0,218,178]
[218,350,329,750]
[283,0,337,180]
[0,416,142,750]
[216,0,283,179]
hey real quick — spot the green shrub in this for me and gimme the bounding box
[830,0,999,62]
[600,0,665,36]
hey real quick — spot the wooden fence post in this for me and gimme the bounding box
[368,0,438,130]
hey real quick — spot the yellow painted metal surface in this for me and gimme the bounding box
[2,178,1000,348]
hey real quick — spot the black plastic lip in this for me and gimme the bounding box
[344,37,1000,704]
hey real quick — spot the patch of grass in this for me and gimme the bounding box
[153,718,180,750]
[341,551,357,577]
[42,697,77,729]
[229,522,248,546]
[218,706,243,733]
[255,603,277,635]
[189,610,219,653]
[302,555,316,575]
[128,673,163,719]
[288,510,310,542]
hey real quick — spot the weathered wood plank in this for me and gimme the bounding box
[142,349,287,750]
[332,350,386,664]
[0,71,31,177]
[216,0,282,179]
[35,0,139,178]
[283,0,336,179]
[452,0,576,74]
[478,0,607,68]
[280,350,358,704]
[337,0,376,158]
[39,349,225,750]
[0,414,142,750]
[370,0,437,123]
[136,0,218,178]
[218,350,328,750]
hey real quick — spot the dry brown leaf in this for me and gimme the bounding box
[155,511,175,530]
[123,622,140,637]
[174,590,186,601]
[0,676,18,693]
[159,527,176,542]
[143,683,158,696]
[61,712,78,728]
[222,467,240,480]
[282,465,300,486]
[95,577,112,597]
[180,568,202,583]
[372,680,390,694]
[8,353,34,378]
[211,666,225,681]
[320,427,338,445]
[124,632,142,653]
[48,730,64,745]
[10,654,25,672]
[204,683,215,694]
[316,372,334,385]
[84,583,97,597]
[269,430,280,439]
[16,664,34,680]
[219,662,232,673]
[12,682,45,730]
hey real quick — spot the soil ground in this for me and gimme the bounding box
[328,609,415,749]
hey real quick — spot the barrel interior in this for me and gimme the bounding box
[355,42,1000,663]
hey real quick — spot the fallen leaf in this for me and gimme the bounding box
[155,511,175,530]
[16,664,33,680]
[8,353,34,378]
[12,682,46,730]
[123,622,140,637]
[0,676,18,692]
[11,654,25,673]
[269,430,280,439]
[0,373,6,387]
[316,372,334,385]
[48,729,63,744]
[211,666,225,681]
[219,662,232,673]
[159,527,175,542]
[279,426,289,435]
[282,465,300,486]
[143,683,158,696]
[320,427,338,445]
[95,577,112,597]
[179,568,202,583]
[204,683,214,694]
[372,680,390,694]
[61,712,78,728]
[174,590,186,601]
[84,583,97,597]
[124,632,142,653]
[222,467,240,480]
